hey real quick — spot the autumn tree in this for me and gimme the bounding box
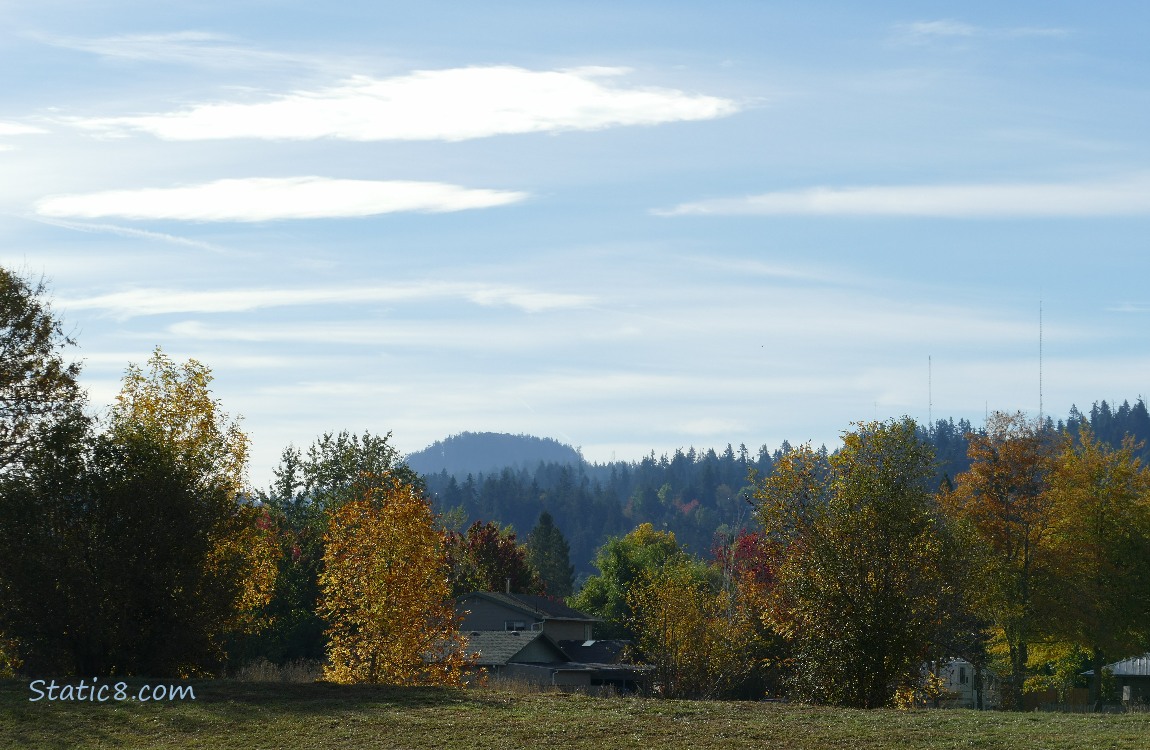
[0,349,276,675]
[569,523,684,639]
[444,521,545,597]
[318,478,473,685]
[940,411,1058,709]
[251,431,422,664]
[1045,425,1150,705]
[0,267,82,471]
[526,512,575,598]
[711,529,787,697]
[754,419,952,708]
[628,549,771,699]
[109,348,277,627]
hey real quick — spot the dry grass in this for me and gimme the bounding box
[3,678,1150,749]
[232,658,323,684]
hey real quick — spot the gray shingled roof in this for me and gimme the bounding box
[557,639,632,664]
[461,591,600,622]
[462,630,568,667]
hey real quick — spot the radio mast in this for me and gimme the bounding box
[1039,299,1044,427]
[928,355,932,433]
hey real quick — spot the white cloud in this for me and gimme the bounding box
[895,19,1068,43]
[58,281,592,318]
[0,121,47,150]
[0,122,47,136]
[655,176,1150,218]
[68,66,739,142]
[35,176,528,222]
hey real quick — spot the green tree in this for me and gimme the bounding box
[569,523,684,639]
[755,419,951,708]
[526,512,575,597]
[0,267,81,471]
[1045,425,1150,704]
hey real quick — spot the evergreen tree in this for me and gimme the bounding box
[526,512,575,598]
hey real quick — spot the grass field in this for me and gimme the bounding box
[2,679,1149,750]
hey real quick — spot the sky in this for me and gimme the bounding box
[3,1,1150,486]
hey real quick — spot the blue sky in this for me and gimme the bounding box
[3,1,1149,485]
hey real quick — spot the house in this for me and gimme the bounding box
[456,591,599,641]
[1086,653,1150,704]
[929,658,1001,709]
[457,592,650,692]
[555,638,633,665]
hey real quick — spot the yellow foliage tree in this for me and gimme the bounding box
[109,347,278,635]
[1044,425,1150,704]
[111,347,249,493]
[627,556,760,699]
[319,477,474,685]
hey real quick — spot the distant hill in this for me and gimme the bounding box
[406,432,583,478]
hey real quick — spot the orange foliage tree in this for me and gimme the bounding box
[939,411,1059,709]
[319,477,474,685]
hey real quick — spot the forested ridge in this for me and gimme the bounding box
[422,401,1150,577]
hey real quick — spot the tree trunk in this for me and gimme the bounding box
[1089,646,1104,709]
[1009,640,1028,710]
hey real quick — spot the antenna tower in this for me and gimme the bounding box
[928,355,932,433]
[1039,299,1044,427]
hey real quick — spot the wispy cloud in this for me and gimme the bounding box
[58,282,593,318]
[655,176,1150,218]
[67,66,739,142]
[901,20,980,38]
[26,216,225,251]
[0,121,48,150]
[163,320,534,349]
[1107,303,1150,313]
[674,417,747,435]
[895,19,1069,43]
[0,122,47,136]
[31,30,342,72]
[35,177,528,222]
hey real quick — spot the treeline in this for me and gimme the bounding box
[3,265,1149,711]
[0,268,553,683]
[422,404,1150,578]
[569,415,1150,708]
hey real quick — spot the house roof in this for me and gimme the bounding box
[462,630,569,667]
[557,639,633,664]
[458,591,600,622]
[1104,653,1150,676]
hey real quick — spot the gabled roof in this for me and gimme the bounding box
[462,630,569,667]
[458,591,600,622]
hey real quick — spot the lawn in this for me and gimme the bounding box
[2,679,1148,750]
